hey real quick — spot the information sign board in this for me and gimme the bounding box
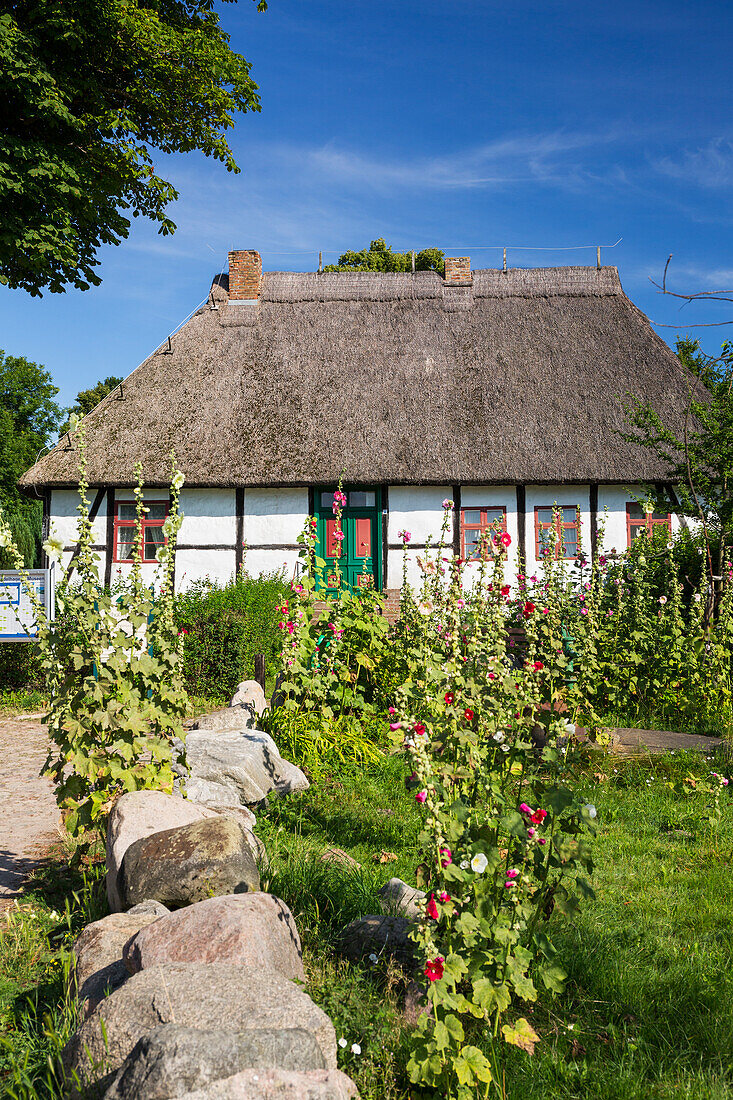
[0,566,55,641]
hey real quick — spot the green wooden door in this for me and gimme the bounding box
[315,488,382,592]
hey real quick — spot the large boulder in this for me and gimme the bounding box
[335,915,416,971]
[103,1024,327,1100]
[377,878,426,920]
[230,680,267,715]
[72,901,169,1018]
[176,1068,360,1099]
[118,817,260,910]
[191,706,259,733]
[106,792,256,912]
[184,728,309,807]
[124,894,304,982]
[63,963,338,1093]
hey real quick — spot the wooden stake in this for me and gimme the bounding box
[254,654,265,692]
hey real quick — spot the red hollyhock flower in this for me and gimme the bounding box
[444,691,455,705]
[424,956,445,982]
[426,894,439,920]
[464,708,475,722]
[522,601,536,618]
[533,660,544,671]
[500,531,512,547]
[501,585,511,596]
[413,722,426,736]
[530,808,548,824]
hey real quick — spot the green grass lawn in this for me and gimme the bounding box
[1,747,731,1099]
[259,747,733,1100]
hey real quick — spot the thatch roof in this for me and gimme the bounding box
[21,266,704,490]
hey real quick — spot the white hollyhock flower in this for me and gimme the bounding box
[43,534,64,563]
[471,853,488,874]
[68,412,80,433]
[338,1038,347,1049]
[351,1043,361,1055]
[172,470,185,491]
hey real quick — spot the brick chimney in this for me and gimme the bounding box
[444,256,472,284]
[228,250,262,300]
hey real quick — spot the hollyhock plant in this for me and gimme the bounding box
[424,956,445,982]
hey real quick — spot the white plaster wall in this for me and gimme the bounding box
[524,486,591,572]
[174,549,237,592]
[387,486,452,545]
[178,489,236,546]
[598,485,683,555]
[461,485,519,590]
[244,488,309,546]
[109,562,159,587]
[243,548,298,581]
[50,489,107,548]
[388,547,426,591]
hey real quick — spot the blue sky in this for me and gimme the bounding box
[2,0,732,409]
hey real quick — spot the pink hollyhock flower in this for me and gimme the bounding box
[506,868,519,879]
[500,531,511,547]
[442,499,454,510]
[439,891,450,903]
[581,608,588,615]
[426,894,439,920]
[424,956,444,982]
[527,827,536,837]
[388,706,396,715]
[389,722,402,731]
[416,790,427,803]
[333,530,345,542]
[439,847,452,867]
[519,803,532,814]
[538,838,547,845]
[286,622,295,634]
[488,672,496,680]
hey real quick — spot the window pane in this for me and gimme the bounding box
[463,509,482,526]
[651,512,670,524]
[144,526,164,559]
[563,531,578,557]
[117,528,136,560]
[464,531,481,559]
[118,504,136,521]
[485,508,505,528]
[147,504,166,521]
[627,502,644,519]
[320,492,335,508]
[562,507,577,523]
[349,491,375,507]
[537,508,554,524]
[629,524,645,543]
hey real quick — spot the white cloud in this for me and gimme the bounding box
[653,139,733,189]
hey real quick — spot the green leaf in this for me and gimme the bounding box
[502,1017,540,1054]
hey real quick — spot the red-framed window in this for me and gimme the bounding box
[535,506,580,560]
[626,502,671,546]
[113,500,168,562]
[461,506,507,560]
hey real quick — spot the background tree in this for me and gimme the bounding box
[324,239,445,275]
[0,0,267,296]
[58,376,123,437]
[0,350,63,565]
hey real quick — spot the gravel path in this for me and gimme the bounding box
[0,716,60,908]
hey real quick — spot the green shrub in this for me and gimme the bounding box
[263,710,385,779]
[0,640,43,691]
[174,571,288,702]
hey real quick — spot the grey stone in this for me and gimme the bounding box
[184,728,309,807]
[377,878,426,920]
[335,915,416,971]
[229,680,267,715]
[106,791,227,912]
[124,894,304,982]
[191,706,260,733]
[118,817,260,910]
[63,963,338,1093]
[103,1024,326,1100]
[178,1068,360,1099]
[71,902,169,1018]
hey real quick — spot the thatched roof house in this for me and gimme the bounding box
[22,253,701,598]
